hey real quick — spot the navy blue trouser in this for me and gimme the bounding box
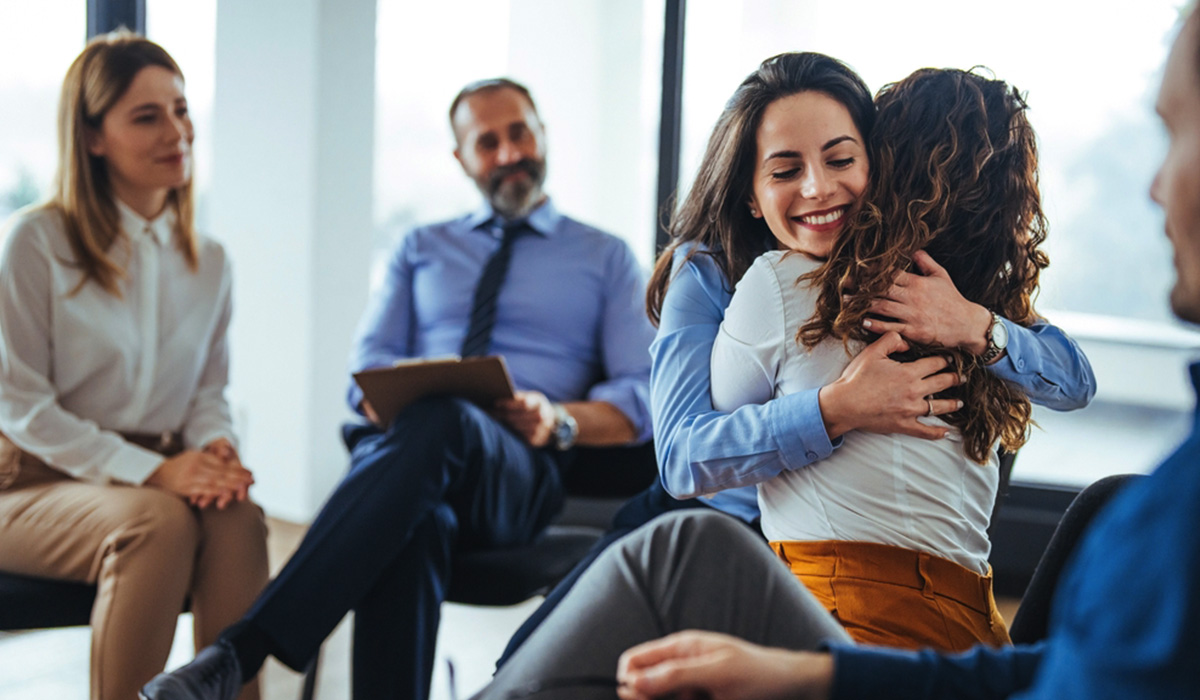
[239,397,566,700]
[495,480,757,669]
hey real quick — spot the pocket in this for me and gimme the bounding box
[0,433,21,489]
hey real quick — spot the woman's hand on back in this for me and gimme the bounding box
[861,250,992,355]
[819,331,962,441]
[145,445,254,510]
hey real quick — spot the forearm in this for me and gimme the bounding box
[829,642,1043,700]
[989,320,1095,410]
[562,400,637,446]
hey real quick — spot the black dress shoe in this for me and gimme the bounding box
[139,639,242,700]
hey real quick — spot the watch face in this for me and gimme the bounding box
[993,316,1009,349]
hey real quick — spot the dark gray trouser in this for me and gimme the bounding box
[473,509,852,700]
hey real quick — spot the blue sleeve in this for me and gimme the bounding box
[652,249,836,499]
[829,642,1044,700]
[988,318,1095,410]
[584,239,656,441]
[345,232,416,413]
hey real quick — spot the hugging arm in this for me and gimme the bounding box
[655,249,957,501]
[864,250,1095,410]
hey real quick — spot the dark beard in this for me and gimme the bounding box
[485,158,547,218]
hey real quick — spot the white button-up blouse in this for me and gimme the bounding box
[0,201,235,485]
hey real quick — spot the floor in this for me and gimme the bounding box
[0,517,1022,700]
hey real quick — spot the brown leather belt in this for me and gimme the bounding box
[119,431,185,457]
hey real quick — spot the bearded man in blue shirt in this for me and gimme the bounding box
[142,78,656,700]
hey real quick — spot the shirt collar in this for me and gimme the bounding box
[466,197,561,238]
[115,198,175,247]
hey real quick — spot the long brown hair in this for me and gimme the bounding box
[50,29,198,296]
[799,68,1049,462]
[646,52,874,324]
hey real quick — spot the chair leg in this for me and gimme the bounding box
[299,645,321,700]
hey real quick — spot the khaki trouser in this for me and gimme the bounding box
[0,438,269,700]
[773,539,1012,653]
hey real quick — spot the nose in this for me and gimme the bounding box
[800,166,835,200]
[165,113,191,145]
[1150,165,1164,206]
[496,139,522,166]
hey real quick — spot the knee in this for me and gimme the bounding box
[353,397,486,475]
[631,510,757,572]
[391,396,480,443]
[104,488,199,562]
[199,499,268,555]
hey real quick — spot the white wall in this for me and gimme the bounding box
[212,0,376,521]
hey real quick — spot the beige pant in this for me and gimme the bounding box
[0,444,269,700]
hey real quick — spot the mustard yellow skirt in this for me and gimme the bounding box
[771,539,1011,652]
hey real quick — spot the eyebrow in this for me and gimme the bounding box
[764,135,859,162]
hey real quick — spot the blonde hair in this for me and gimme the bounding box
[51,29,197,296]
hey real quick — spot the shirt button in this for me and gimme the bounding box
[805,451,818,460]
[1018,359,1026,369]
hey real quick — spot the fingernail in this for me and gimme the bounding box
[956,400,963,409]
[863,319,873,328]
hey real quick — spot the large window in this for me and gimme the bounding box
[0,1,86,220]
[680,0,1197,485]
[374,0,665,270]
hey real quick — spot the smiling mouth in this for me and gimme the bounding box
[797,207,846,226]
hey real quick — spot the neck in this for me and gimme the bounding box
[110,180,170,221]
[495,193,547,221]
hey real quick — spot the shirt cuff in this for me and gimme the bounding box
[186,428,237,452]
[768,388,834,470]
[586,381,653,443]
[829,644,931,700]
[988,318,1039,381]
[101,442,168,486]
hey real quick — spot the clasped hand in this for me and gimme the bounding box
[145,437,254,510]
[860,250,991,355]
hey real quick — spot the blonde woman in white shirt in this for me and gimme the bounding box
[0,32,267,700]
[712,68,1070,652]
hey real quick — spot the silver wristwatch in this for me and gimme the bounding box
[551,403,579,451]
[980,312,1009,364]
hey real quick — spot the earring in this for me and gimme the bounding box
[748,205,760,217]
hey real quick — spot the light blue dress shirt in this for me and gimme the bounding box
[347,198,655,441]
[652,243,1097,522]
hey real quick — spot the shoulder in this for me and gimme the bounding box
[0,204,66,266]
[193,232,228,267]
[556,214,633,252]
[671,241,728,288]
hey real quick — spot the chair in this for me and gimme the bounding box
[0,570,100,631]
[298,441,659,699]
[1007,473,1142,645]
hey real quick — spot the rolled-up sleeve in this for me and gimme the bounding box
[346,232,417,413]
[584,240,655,442]
[988,318,1096,411]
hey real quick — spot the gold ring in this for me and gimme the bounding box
[926,398,935,417]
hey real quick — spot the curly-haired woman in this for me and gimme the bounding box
[709,67,1063,652]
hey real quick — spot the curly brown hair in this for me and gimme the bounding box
[646,52,874,324]
[798,68,1050,463]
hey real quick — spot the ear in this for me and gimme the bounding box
[747,195,762,219]
[453,147,469,175]
[85,126,106,158]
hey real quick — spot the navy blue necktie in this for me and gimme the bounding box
[460,221,528,358]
